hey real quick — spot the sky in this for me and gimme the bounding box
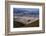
[13,8,39,17]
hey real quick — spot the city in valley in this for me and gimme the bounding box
[13,16,39,27]
[13,8,39,28]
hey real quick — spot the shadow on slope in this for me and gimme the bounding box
[13,20,39,28]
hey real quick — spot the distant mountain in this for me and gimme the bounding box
[13,8,39,17]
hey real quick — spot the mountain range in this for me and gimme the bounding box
[13,8,39,17]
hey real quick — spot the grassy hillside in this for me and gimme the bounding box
[13,20,39,28]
